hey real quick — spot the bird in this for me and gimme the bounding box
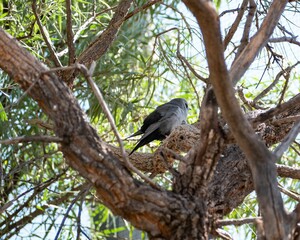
[127,98,189,155]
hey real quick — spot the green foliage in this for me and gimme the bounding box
[1,0,300,239]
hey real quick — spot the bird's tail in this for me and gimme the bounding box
[124,130,143,140]
[128,132,159,156]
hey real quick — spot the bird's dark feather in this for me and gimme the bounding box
[129,128,164,155]
[141,110,163,132]
[128,98,188,155]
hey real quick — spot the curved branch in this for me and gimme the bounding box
[182,0,291,238]
[0,28,208,239]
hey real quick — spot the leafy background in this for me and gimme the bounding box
[0,0,300,239]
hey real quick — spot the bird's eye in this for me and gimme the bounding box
[185,103,188,109]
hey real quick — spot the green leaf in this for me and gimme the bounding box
[0,102,7,121]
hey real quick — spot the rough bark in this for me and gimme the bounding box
[1,0,300,238]
[182,0,295,239]
[0,29,209,239]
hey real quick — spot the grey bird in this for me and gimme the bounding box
[127,98,189,155]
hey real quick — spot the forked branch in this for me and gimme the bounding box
[182,0,291,238]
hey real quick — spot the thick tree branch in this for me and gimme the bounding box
[252,94,300,127]
[0,28,209,239]
[182,0,291,238]
[277,164,300,180]
[76,0,133,67]
[62,0,132,85]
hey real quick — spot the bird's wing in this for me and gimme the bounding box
[126,105,168,138]
[141,108,163,132]
[126,104,173,139]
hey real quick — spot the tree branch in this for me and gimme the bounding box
[269,36,300,47]
[233,0,256,60]
[0,135,63,145]
[252,94,300,127]
[223,0,248,50]
[229,0,289,85]
[182,0,290,238]
[76,0,133,67]
[277,164,300,180]
[216,217,261,227]
[274,120,300,159]
[32,0,62,68]
[0,28,209,239]
[76,62,159,188]
[66,0,76,65]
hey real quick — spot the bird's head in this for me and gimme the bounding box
[169,98,189,111]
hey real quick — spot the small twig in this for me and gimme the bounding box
[75,6,116,42]
[175,30,204,83]
[214,229,232,240]
[66,0,76,65]
[269,36,300,47]
[274,119,300,159]
[178,51,208,83]
[291,145,300,157]
[0,135,63,145]
[1,79,39,114]
[237,87,267,110]
[278,184,300,202]
[76,186,90,240]
[76,62,160,189]
[161,3,192,37]
[266,44,283,67]
[147,27,177,70]
[160,147,188,163]
[277,22,296,38]
[3,151,60,181]
[223,0,248,50]
[278,72,290,105]
[124,0,162,21]
[254,61,300,102]
[16,21,36,41]
[216,217,261,227]
[54,184,91,240]
[32,0,62,67]
[233,0,257,61]
[176,30,203,109]
[26,119,54,130]
[57,6,117,57]
[0,172,66,214]
[254,54,272,90]
[219,7,241,17]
